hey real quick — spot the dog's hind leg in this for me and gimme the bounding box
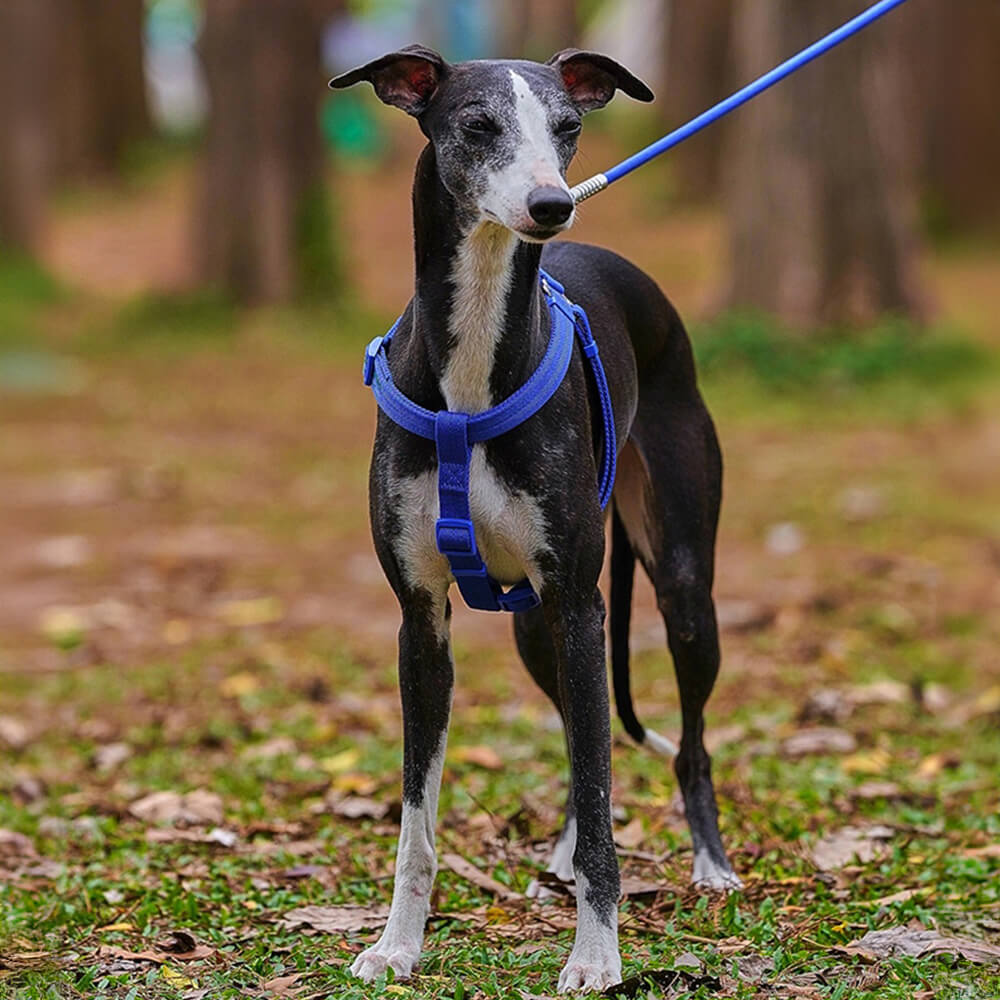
[621,399,741,891]
[351,588,453,982]
[514,607,577,894]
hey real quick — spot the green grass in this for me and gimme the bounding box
[2,631,998,999]
[2,261,999,997]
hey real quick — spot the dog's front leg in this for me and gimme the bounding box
[548,588,622,993]
[351,592,452,983]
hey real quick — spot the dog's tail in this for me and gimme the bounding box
[610,505,679,757]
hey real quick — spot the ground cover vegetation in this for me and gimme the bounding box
[2,147,999,998]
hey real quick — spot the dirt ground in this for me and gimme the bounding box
[4,123,997,700]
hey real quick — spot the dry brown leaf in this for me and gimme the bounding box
[441,852,521,900]
[0,716,31,750]
[810,825,894,870]
[963,843,1000,859]
[450,745,504,770]
[841,748,891,775]
[614,817,645,850]
[0,829,36,858]
[330,796,389,821]
[781,727,857,759]
[852,780,904,801]
[260,973,304,997]
[843,924,1000,965]
[278,903,390,934]
[130,789,224,826]
[866,887,929,906]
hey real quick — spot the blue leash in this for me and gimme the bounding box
[570,0,913,203]
[364,270,616,613]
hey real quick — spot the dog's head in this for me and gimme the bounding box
[330,46,653,242]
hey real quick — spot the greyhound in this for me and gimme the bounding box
[330,45,740,993]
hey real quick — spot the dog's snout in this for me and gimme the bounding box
[527,186,574,228]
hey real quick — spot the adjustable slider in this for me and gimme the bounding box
[497,580,541,613]
[436,517,478,557]
[581,339,600,359]
[363,336,384,386]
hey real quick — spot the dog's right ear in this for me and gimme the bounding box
[329,45,447,117]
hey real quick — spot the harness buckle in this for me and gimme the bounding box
[363,336,384,386]
[436,517,478,557]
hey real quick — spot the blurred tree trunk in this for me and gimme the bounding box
[0,0,55,253]
[905,0,1000,234]
[197,0,341,304]
[664,0,733,202]
[54,0,151,177]
[723,0,924,328]
[507,0,580,60]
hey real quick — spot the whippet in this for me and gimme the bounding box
[330,44,740,993]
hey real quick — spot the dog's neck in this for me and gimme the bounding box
[411,145,546,414]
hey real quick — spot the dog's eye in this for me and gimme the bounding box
[556,119,582,137]
[462,117,498,135]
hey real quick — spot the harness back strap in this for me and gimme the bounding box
[363,270,616,613]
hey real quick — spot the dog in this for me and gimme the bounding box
[330,45,740,993]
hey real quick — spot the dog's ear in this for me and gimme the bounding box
[547,49,654,113]
[329,44,447,117]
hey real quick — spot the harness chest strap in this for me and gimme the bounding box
[363,270,616,613]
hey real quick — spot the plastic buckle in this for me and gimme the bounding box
[435,518,477,557]
[498,581,541,613]
[581,339,599,359]
[541,272,565,295]
[363,336,383,386]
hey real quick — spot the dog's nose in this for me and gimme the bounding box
[527,186,574,227]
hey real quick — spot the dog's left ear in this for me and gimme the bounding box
[547,49,654,113]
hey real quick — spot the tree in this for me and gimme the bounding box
[663,0,733,202]
[0,0,55,253]
[905,0,1000,235]
[722,0,923,328]
[196,0,341,304]
[53,0,151,178]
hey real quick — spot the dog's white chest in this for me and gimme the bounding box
[392,449,548,595]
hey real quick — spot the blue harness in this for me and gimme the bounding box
[362,270,616,614]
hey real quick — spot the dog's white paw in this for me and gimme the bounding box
[350,940,420,982]
[692,849,743,891]
[557,950,622,993]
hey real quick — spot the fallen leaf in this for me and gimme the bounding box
[330,796,389,821]
[450,745,504,770]
[605,968,722,998]
[278,903,391,934]
[261,973,304,997]
[866,887,930,906]
[442,852,521,900]
[320,748,360,774]
[852,780,904,801]
[219,672,261,698]
[0,829,36,858]
[781,727,857,758]
[841,748,891,775]
[130,789,224,826]
[217,596,283,628]
[614,817,645,850]
[93,742,132,772]
[915,752,960,780]
[963,844,1000,860]
[843,924,1000,965]
[0,716,31,750]
[810,825,894,871]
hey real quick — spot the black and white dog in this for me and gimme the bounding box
[331,45,739,993]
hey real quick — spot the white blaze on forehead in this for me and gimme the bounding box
[509,70,566,189]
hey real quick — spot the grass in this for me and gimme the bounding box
[2,260,999,998]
